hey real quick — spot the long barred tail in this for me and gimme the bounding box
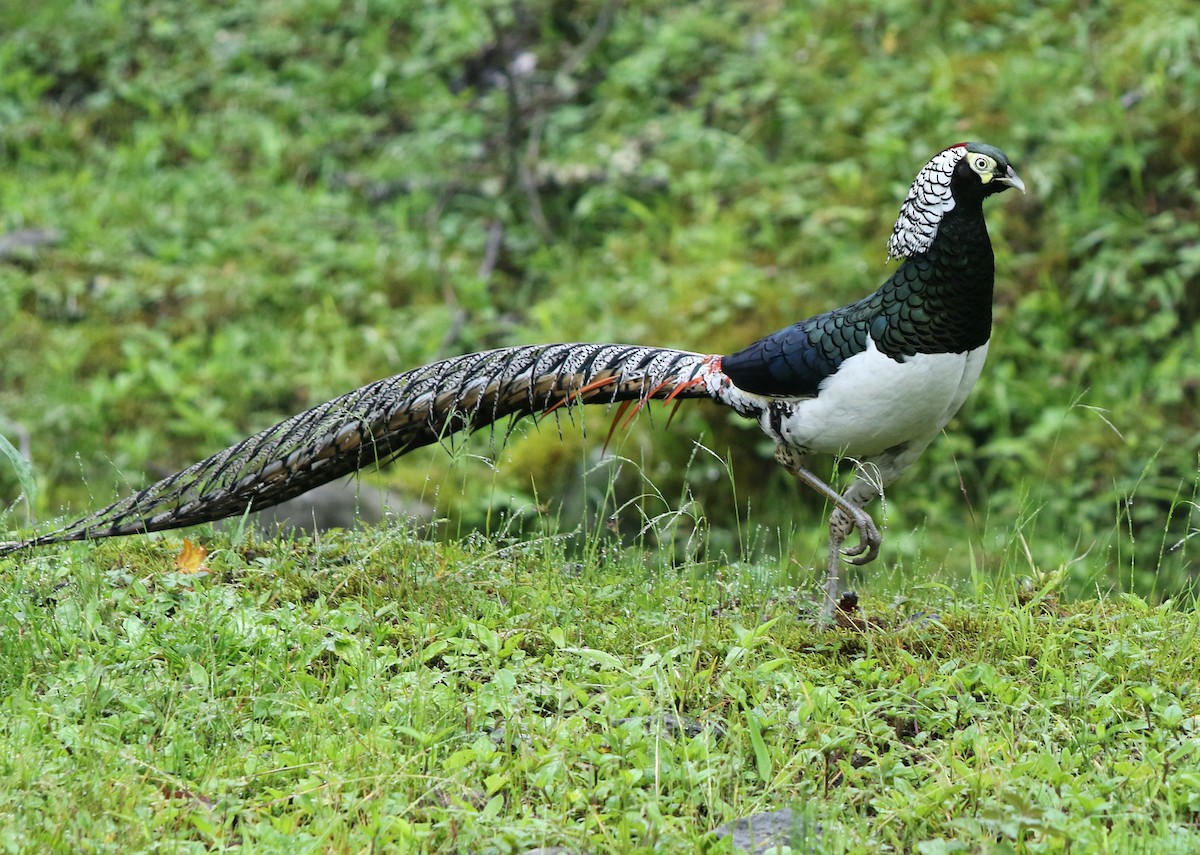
[1,343,716,552]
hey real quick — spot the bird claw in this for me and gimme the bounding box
[840,512,881,566]
[845,547,879,567]
[841,540,870,558]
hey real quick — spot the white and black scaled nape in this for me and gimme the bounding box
[887,142,1023,261]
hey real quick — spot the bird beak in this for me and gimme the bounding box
[997,165,1026,194]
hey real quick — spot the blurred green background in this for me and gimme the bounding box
[1,0,1196,594]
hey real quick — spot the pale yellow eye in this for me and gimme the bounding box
[973,156,991,171]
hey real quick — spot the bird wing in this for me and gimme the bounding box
[720,305,872,398]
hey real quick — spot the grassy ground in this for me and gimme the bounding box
[3,0,1200,850]
[2,0,1198,593]
[1,528,1199,852]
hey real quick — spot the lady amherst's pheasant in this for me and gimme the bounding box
[2,143,1023,619]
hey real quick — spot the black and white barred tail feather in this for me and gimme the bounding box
[0,343,713,552]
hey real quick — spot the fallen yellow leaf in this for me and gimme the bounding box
[174,538,209,573]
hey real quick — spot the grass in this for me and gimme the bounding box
[2,526,1199,852]
[2,0,1200,849]
[2,0,1199,593]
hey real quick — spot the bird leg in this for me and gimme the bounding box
[774,445,882,620]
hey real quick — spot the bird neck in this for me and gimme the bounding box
[873,200,995,357]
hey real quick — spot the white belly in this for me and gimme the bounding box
[767,338,988,457]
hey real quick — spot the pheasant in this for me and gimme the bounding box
[1,142,1023,619]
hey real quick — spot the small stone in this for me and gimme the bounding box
[711,808,821,853]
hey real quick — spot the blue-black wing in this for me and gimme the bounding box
[720,304,873,398]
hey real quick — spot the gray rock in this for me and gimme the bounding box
[712,808,820,853]
[218,476,433,535]
[0,228,60,258]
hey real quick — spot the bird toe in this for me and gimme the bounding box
[841,524,882,565]
[845,548,878,567]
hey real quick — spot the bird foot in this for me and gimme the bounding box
[839,508,881,566]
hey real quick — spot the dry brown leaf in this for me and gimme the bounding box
[174,538,209,574]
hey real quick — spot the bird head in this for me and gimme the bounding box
[960,142,1026,198]
[887,142,1024,260]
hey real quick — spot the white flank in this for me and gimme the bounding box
[733,337,988,460]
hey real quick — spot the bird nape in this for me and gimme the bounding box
[1,142,1024,621]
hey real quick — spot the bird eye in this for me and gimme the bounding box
[974,157,990,171]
